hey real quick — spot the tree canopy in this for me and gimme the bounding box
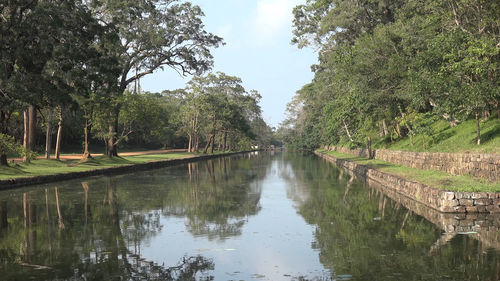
[283,0,499,150]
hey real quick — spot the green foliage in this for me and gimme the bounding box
[0,134,18,156]
[182,72,270,152]
[0,133,37,161]
[283,0,500,151]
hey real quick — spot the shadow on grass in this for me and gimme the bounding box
[0,164,29,175]
[68,156,134,167]
[481,123,500,144]
[431,130,455,144]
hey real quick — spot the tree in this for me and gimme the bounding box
[0,0,106,163]
[88,0,223,157]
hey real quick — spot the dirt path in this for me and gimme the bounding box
[12,149,188,162]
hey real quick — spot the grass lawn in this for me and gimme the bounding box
[0,152,198,181]
[317,149,500,192]
[369,117,500,154]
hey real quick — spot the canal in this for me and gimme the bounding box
[0,152,498,280]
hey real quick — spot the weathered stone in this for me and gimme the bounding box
[471,192,489,199]
[474,199,492,206]
[458,199,474,206]
[314,150,500,214]
[440,206,457,213]
[486,205,500,213]
[440,199,459,207]
[442,192,455,200]
[476,206,488,213]
[466,206,479,213]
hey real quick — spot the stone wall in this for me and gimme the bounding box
[325,146,500,182]
[366,177,500,249]
[316,151,500,213]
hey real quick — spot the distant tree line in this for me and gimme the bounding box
[0,0,274,165]
[280,0,499,150]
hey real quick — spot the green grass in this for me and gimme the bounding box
[0,152,199,180]
[318,149,500,192]
[372,117,500,154]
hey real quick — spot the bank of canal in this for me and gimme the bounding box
[0,152,498,280]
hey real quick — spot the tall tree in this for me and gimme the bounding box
[88,0,223,157]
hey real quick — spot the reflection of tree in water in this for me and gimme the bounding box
[0,179,214,280]
[0,153,272,280]
[157,154,271,240]
[282,153,500,281]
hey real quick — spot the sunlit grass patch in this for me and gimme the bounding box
[373,118,500,154]
[0,152,199,180]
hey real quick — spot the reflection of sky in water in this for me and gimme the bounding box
[141,159,328,280]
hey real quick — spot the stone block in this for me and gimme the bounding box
[441,192,455,200]
[477,206,488,213]
[440,206,456,213]
[471,192,488,199]
[474,199,492,206]
[466,206,479,213]
[441,199,459,207]
[486,205,500,213]
[458,199,474,206]
[488,193,499,199]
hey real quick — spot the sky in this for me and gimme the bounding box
[141,0,317,128]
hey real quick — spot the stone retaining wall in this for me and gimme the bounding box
[366,177,500,249]
[315,151,500,213]
[326,146,500,182]
[0,151,254,190]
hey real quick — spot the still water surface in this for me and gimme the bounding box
[0,152,498,280]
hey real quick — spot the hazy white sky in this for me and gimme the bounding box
[141,0,317,127]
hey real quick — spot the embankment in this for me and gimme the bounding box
[0,151,253,190]
[327,146,500,182]
[315,150,500,213]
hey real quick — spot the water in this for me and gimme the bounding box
[0,152,498,280]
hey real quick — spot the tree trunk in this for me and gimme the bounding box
[106,111,119,157]
[476,113,481,145]
[45,108,53,159]
[342,119,354,142]
[222,131,227,152]
[28,105,36,151]
[210,134,215,154]
[55,107,63,160]
[195,135,199,152]
[82,118,92,159]
[23,110,29,163]
[0,111,9,165]
[382,120,389,136]
[204,135,213,154]
[0,154,7,166]
[395,123,402,137]
[366,137,373,159]
[188,134,192,152]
